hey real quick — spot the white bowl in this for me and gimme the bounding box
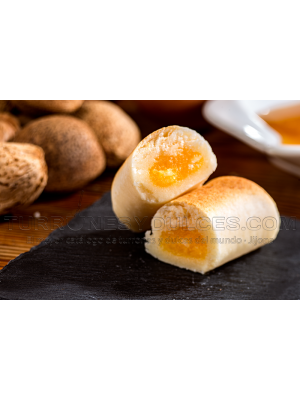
[203,100,300,177]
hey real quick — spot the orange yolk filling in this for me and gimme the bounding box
[160,228,208,259]
[149,148,203,188]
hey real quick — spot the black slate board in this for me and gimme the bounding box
[0,193,299,300]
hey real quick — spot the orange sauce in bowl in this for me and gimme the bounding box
[260,103,300,145]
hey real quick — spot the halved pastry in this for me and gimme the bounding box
[145,176,280,273]
[112,125,217,232]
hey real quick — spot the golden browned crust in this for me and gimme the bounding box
[145,176,280,273]
[172,176,272,212]
[15,115,106,192]
[0,143,48,214]
[10,100,84,114]
[75,100,141,167]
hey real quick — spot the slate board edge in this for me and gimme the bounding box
[0,192,112,276]
[0,191,299,300]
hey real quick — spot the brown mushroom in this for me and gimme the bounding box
[75,101,141,167]
[0,143,48,214]
[15,115,106,192]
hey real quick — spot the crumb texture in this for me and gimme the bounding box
[112,125,217,232]
[132,125,217,201]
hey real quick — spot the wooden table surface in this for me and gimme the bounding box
[1,103,300,269]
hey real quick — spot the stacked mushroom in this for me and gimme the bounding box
[0,100,141,214]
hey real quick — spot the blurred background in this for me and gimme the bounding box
[117,100,207,132]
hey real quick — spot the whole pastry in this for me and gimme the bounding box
[145,176,280,274]
[11,100,84,114]
[75,100,141,167]
[15,115,106,192]
[0,143,48,214]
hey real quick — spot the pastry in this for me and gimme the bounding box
[112,125,217,232]
[145,176,280,273]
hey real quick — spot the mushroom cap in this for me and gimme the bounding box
[0,112,20,142]
[76,101,141,167]
[0,143,48,214]
[15,115,106,192]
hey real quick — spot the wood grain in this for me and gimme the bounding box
[1,105,300,269]
[1,193,299,299]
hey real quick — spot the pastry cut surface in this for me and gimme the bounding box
[112,125,217,232]
[160,228,208,260]
[149,147,203,188]
[145,176,280,273]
